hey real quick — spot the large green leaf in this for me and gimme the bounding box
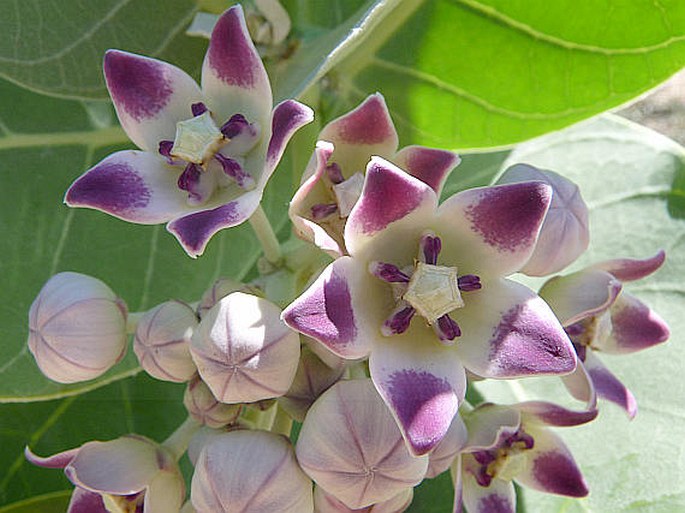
[0,0,207,99]
[475,115,685,512]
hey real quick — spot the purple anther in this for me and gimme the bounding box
[516,432,535,450]
[458,274,482,292]
[214,154,255,189]
[177,163,202,201]
[369,262,411,283]
[220,114,250,139]
[474,465,493,487]
[310,203,338,220]
[326,162,344,185]
[158,140,175,163]
[473,450,497,466]
[191,102,208,116]
[383,306,416,336]
[572,342,587,362]
[435,314,461,342]
[420,234,442,265]
[564,322,585,337]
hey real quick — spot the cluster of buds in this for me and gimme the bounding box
[24,4,669,513]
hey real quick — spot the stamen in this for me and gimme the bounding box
[572,342,587,362]
[434,314,461,344]
[458,274,482,292]
[420,233,442,265]
[158,140,175,164]
[215,154,255,189]
[369,262,411,283]
[310,203,338,220]
[381,304,416,336]
[474,465,493,487]
[220,114,251,139]
[191,102,208,116]
[326,162,344,184]
[565,322,585,337]
[513,432,535,450]
[177,163,202,199]
[473,450,496,465]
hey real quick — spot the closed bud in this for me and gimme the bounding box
[184,375,242,428]
[197,278,261,318]
[498,164,589,276]
[28,272,127,383]
[314,486,413,513]
[190,292,300,403]
[191,430,314,513]
[134,300,198,382]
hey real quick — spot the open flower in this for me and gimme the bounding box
[65,5,313,257]
[539,251,670,417]
[283,158,576,455]
[289,93,460,256]
[26,435,184,513]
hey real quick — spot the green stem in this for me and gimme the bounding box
[162,416,201,461]
[248,205,282,265]
[271,405,294,437]
[125,312,144,335]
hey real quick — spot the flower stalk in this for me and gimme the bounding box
[249,204,283,265]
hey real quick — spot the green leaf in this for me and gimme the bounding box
[0,0,207,99]
[0,491,70,513]
[477,114,685,512]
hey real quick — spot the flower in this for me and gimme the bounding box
[289,93,460,256]
[26,435,185,513]
[539,251,670,417]
[28,272,128,384]
[283,158,577,455]
[65,5,313,257]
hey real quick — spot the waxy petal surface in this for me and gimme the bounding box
[427,414,468,478]
[67,487,109,513]
[66,150,191,225]
[454,279,576,379]
[104,50,203,152]
[583,351,638,418]
[515,401,597,427]
[369,338,466,456]
[462,404,520,452]
[591,250,665,282]
[561,361,597,408]
[25,446,78,469]
[394,146,460,197]
[462,473,516,513]
[436,182,552,277]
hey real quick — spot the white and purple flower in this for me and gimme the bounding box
[65,6,313,257]
[283,157,577,455]
[539,251,670,417]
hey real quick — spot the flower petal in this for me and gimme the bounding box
[427,414,468,478]
[202,5,272,128]
[345,157,437,256]
[597,292,670,354]
[583,351,638,418]
[313,486,413,513]
[462,474,516,513]
[591,250,665,282]
[282,257,374,360]
[104,50,203,152]
[144,468,186,513]
[436,182,552,277]
[516,424,588,497]
[320,93,399,174]
[560,362,597,410]
[462,404,520,452]
[65,436,160,494]
[515,401,597,427]
[454,279,576,378]
[65,150,191,224]
[369,337,466,456]
[265,100,314,176]
[538,269,622,326]
[25,446,79,469]
[394,146,460,197]
[166,189,262,257]
[451,455,464,513]
[67,487,109,513]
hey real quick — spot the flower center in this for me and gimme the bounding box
[470,428,534,487]
[158,102,259,206]
[370,232,482,344]
[310,162,365,220]
[102,492,144,513]
[564,313,611,361]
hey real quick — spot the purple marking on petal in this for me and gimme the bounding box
[517,401,598,427]
[532,452,588,497]
[477,494,515,513]
[267,100,314,167]
[168,202,242,256]
[465,183,550,253]
[335,94,395,145]
[420,234,442,265]
[403,147,460,194]
[192,102,208,116]
[25,446,78,469]
[383,306,416,335]
[214,154,254,189]
[369,262,411,283]
[310,203,338,220]
[610,300,670,351]
[68,487,109,513]
[220,113,251,139]
[488,302,575,376]
[587,364,638,418]
[326,162,344,184]
[458,274,482,292]
[207,7,263,87]
[66,162,150,216]
[104,50,173,122]
[385,369,458,455]
[597,250,665,282]
[436,314,461,342]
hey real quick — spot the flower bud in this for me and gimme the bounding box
[297,379,428,509]
[184,375,242,428]
[314,486,413,513]
[197,277,261,319]
[497,164,589,276]
[134,300,198,382]
[190,292,300,403]
[28,272,127,383]
[191,430,314,513]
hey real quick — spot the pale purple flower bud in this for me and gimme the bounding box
[190,292,300,403]
[297,379,428,509]
[196,277,261,318]
[134,300,198,383]
[28,272,128,384]
[184,375,242,428]
[187,427,227,467]
[279,347,346,422]
[191,430,314,513]
[498,164,589,276]
[314,486,413,513]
